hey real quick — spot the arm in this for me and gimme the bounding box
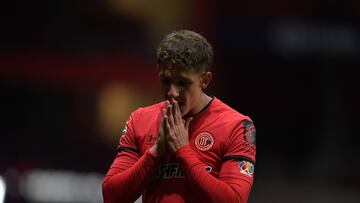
[102,150,159,203]
[176,146,253,203]
[102,107,168,203]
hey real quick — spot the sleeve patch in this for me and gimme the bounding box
[122,127,127,135]
[242,120,256,144]
[119,126,127,144]
[238,160,255,177]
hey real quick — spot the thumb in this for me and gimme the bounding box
[184,117,193,130]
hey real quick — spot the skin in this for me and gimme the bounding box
[150,65,212,156]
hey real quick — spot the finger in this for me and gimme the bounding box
[167,104,174,127]
[163,114,169,140]
[172,100,182,124]
[184,117,193,130]
[171,101,177,123]
[159,108,166,131]
[174,100,182,117]
[161,107,166,120]
[164,100,170,116]
[158,115,167,142]
[163,115,170,135]
[164,115,177,141]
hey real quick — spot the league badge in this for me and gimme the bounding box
[238,160,254,177]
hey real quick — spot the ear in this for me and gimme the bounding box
[200,71,212,90]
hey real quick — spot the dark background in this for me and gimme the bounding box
[1,0,359,202]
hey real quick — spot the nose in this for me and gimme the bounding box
[167,84,179,98]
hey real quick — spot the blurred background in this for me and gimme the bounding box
[0,0,359,202]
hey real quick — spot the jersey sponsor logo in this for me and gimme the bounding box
[195,132,214,151]
[242,120,256,144]
[155,163,212,179]
[238,160,254,177]
[155,163,185,179]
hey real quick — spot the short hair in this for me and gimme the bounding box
[156,30,213,72]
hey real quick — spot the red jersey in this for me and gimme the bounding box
[103,97,256,203]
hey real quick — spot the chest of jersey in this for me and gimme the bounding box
[137,118,231,178]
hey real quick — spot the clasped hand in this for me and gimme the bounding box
[151,100,193,156]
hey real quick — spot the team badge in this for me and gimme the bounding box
[195,132,214,151]
[238,160,254,177]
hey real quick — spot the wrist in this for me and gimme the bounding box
[149,145,158,157]
[176,144,191,154]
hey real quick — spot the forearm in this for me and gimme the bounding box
[176,145,251,203]
[102,150,159,203]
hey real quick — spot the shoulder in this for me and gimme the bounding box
[212,98,252,124]
[130,101,165,122]
[215,99,256,145]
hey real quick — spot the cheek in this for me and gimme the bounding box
[178,99,190,116]
[180,107,186,117]
[180,94,193,112]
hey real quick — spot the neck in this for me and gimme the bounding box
[189,93,212,116]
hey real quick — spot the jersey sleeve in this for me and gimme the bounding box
[117,114,139,154]
[223,119,256,164]
[102,111,160,203]
[176,145,253,203]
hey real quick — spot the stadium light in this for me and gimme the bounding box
[0,176,6,203]
[21,170,103,203]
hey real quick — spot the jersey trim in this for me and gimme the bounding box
[222,155,255,165]
[188,96,215,117]
[117,146,140,154]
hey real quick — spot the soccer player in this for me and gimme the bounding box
[102,30,256,203]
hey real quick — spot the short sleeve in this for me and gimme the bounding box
[117,114,139,154]
[223,119,256,164]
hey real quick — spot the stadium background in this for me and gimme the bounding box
[0,0,359,202]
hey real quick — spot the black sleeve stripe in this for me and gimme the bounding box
[223,155,256,165]
[117,146,140,154]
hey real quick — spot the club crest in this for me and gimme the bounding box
[195,132,214,151]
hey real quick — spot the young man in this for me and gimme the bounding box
[102,30,256,203]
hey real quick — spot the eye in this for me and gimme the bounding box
[160,78,171,85]
[176,80,191,87]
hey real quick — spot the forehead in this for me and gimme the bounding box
[159,66,199,79]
